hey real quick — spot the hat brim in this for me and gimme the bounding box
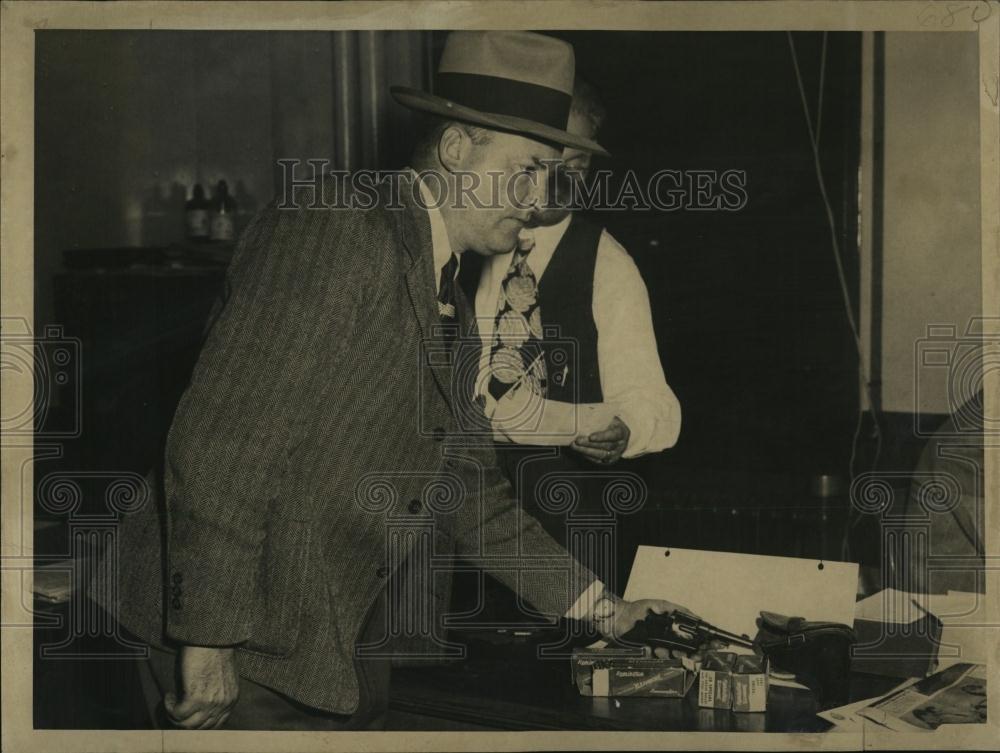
[390,86,610,158]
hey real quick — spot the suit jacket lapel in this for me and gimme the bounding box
[452,284,492,424]
[454,283,478,348]
[398,174,454,404]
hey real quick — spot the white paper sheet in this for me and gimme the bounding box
[623,546,859,642]
[854,587,931,624]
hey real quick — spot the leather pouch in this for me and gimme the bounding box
[753,611,856,709]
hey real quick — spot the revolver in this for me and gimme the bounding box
[617,610,754,654]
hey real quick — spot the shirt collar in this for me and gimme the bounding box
[529,214,572,256]
[412,170,458,293]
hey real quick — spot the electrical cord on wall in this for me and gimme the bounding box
[785,32,883,563]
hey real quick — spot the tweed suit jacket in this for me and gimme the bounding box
[94,173,598,715]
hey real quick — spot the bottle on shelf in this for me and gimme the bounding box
[184,184,210,241]
[209,179,237,243]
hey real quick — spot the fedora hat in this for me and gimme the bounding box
[391,31,609,157]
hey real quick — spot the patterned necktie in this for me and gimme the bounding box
[487,232,547,401]
[437,253,459,342]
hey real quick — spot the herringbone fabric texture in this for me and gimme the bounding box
[90,173,596,715]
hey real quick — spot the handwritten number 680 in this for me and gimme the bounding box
[918,2,993,27]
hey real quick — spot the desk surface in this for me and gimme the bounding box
[32,593,902,732]
[388,637,899,732]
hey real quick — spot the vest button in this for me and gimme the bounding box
[171,597,182,610]
[432,427,446,442]
[408,499,422,514]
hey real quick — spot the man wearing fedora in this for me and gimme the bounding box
[93,31,694,731]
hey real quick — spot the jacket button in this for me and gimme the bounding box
[376,566,389,578]
[171,597,182,610]
[408,499,422,514]
[432,427,445,442]
[171,572,183,584]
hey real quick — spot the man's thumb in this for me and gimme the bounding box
[164,690,196,722]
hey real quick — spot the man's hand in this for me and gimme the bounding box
[572,416,630,465]
[594,595,699,659]
[164,646,239,729]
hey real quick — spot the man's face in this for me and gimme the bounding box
[447,131,560,256]
[561,106,596,178]
[530,109,596,227]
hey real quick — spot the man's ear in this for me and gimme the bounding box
[437,124,469,173]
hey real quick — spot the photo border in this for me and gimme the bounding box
[2,2,997,751]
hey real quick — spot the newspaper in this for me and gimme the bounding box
[856,663,987,732]
[818,678,920,732]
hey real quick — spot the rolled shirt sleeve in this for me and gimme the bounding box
[592,231,681,458]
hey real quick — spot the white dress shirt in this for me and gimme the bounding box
[416,174,459,295]
[474,215,681,458]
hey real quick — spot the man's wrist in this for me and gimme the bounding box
[592,592,613,613]
[590,587,624,630]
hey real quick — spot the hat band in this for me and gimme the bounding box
[436,72,571,132]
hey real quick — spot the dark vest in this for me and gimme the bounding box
[494,213,611,549]
[537,214,604,405]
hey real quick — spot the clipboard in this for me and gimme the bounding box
[623,546,859,642]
